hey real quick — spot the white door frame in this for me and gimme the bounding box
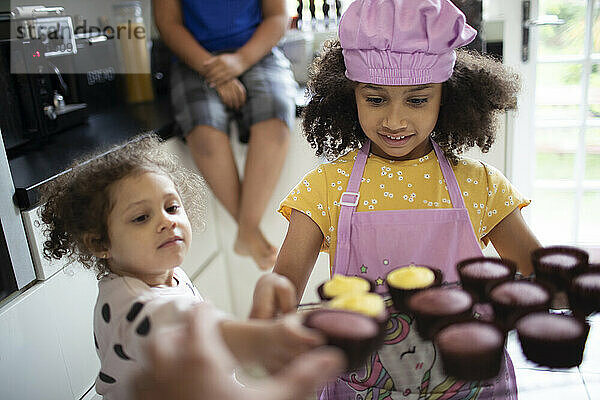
[503,0,538,205]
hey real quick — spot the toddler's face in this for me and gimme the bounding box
[105,171,192,285]
[354,83,442,160]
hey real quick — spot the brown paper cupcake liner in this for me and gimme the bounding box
[568,271,600,317]
[304,309,385,371]
[457,257,517,303]
[516,312,590,368]
[531,246,589,291]
[386,267,443,313]
[487,278,554,330]
[434,319,507,381]
[406,287,474,340]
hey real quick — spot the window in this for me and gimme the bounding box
[530,0,600,247]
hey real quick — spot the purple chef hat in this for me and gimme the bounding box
[339,0,477,85]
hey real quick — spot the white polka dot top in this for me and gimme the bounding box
[93,267,202,399]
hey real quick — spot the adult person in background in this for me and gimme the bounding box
[154,0,298,270]
[135,302,345,400]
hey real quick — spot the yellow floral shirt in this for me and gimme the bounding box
[279,148,530,268]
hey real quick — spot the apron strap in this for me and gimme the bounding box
[333,141,370,275]
[431,140,466,209]
[334,139,466,274]
[432,139,484,260]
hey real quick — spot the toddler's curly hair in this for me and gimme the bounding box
[302,40,521,164]
[40,134,206,277]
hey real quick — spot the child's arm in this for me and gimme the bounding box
[275,209,324,301]
[250,209,324,318]
[219,314,325,373]
[485,208,541,276]
[136,302,344,400]
[152,0,213,74]
[201,0,288,88]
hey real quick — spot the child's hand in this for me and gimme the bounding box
[135,303,344,400]
[215,78,247,110]
[250,273,297,319]
[203,53,248,87]
[221,314,327,374]
[257,313,328,373]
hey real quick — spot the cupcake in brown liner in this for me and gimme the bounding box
[587,263,600,273]
[568,271,600,316]
[385,264,443,312]
[434,319,506,381]
[457,257,516,303]
[488,279,553,330]
[317,274,375,301]
[516,311,590,368]
[531,246,589,291]
[304,309,384,371]
[326,291,389,328]
[406,287,473,340]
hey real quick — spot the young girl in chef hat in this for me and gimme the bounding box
[251,0,542,398]
[40,134,334,400]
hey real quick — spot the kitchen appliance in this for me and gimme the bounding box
[0,6,88,153]
[71,30,121,112]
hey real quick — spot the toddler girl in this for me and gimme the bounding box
[252,0,542,398]
[41,135,326,399]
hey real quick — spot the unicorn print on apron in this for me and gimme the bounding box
[319,139,517,400]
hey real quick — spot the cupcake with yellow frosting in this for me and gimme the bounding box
[386,264,443,312]
[318,274,374,301]
[326,292,388,347]
[327,292,386,320]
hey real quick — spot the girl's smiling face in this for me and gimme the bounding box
[104,171,192,286]
[354,83,442,160]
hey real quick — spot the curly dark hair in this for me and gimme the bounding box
[302,40,521,164]
[40,134,206,277]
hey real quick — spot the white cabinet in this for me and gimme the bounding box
[162,137,233,314]
[180,194,220,280]
[0,264,99,400]
[192,253,233,314]
[50,264,100,399]
[0,282,72,400]
[21,206,68,280]
[162,137,220,278]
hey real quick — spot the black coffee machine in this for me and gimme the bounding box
[0,5,88,153]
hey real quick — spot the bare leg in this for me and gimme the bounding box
[186,125,241,221]
[234,118,290,270]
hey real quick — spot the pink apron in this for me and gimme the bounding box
[320,140,517,400]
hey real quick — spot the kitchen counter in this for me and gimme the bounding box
[8,85,308,212]
[8,97,176,211]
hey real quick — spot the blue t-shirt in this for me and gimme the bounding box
[181,0,262,53]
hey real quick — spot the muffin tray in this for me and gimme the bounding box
[306,247,599,380]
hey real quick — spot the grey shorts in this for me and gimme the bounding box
[170,47,298,142]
